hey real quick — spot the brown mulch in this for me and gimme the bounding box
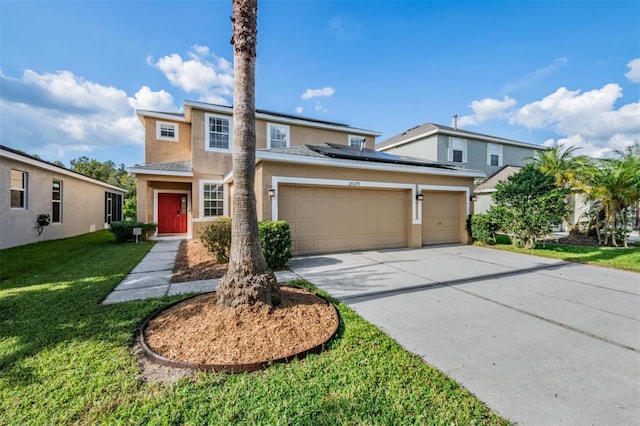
[171,239,227,282]
[139,239,338,379]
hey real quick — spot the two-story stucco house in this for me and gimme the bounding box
[129,101,485,255]
[376,123,547,214]
[1,145,126,249]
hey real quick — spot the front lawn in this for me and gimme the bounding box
[1,230,507,425]
[485,234,640,272]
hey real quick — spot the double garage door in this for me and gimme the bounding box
[279,185,407,255]
[279,185,464,255]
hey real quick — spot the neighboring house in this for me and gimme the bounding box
[1,145,126,250]
[376,122,545,178]
[473,165,522,214]
[129,101,485,255]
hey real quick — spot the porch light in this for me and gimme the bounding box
[267,187,276,198]
[470,193,478,202]
[416,191,424,201]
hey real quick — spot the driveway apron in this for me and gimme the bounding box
[289,245,640,426]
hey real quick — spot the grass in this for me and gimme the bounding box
[1,230,508,425]
[482,234,640,272]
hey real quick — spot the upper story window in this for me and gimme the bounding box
[487,143,503,167]
[448,137,467,163]
[267,123,290,149]
[52,179,62,223]
[202,182,224,217]
[156,121,179,141]
[205,113,232,151]
[348,135,366,148]
[10,169,28,209]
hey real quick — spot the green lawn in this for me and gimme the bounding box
[483,235,640,272]
[1,230,507,425]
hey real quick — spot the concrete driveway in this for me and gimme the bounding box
[289,245,640,425]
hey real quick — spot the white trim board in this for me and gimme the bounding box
[418,184,471,219]
[270,176,421,224]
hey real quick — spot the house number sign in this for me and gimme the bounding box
[348,181,361,187]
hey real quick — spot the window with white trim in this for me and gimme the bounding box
[104,192,122,224]
[487,143,503,167]
[205,114,232,151]
[448,137,467,163]
[156,121,178,141]
[348,135,366,148]
[10,169,27,209]
[267,123,290,149]
[203,183,224,217]
[52,179,62,223]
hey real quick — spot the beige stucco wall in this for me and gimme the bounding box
[0,156,125,250]
[256,160,475,249]
[382,136,438,161]
[144,118,192,165]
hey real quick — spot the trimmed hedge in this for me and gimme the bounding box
[199,217,232,263]
[109,221,157,243]
[258,220,292,270]
[469,214,499,244]
[199,218,292,270]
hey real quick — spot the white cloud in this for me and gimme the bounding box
[457,96,516,127]
[314,102,328,113]
[328,16,361,43]
[301,86,335,100]
[625,58,640,83]
[128,86,179,112]
[501,57,569,93]
[0,69,149,160]
[295,106,303,114]
[150,45,234,105]
[510,83,639,157]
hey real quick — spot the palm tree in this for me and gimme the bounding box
[216,0,281,307]
[531,145,591,234]
[584,152,640,247]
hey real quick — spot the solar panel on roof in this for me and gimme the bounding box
[307,143,457,170]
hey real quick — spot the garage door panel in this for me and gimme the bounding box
[280,185,408,255]
[422,192,462,245]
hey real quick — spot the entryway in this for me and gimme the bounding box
[157,193,188,234]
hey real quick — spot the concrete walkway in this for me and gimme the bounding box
[289,245,640,426]
[102,240,298,305]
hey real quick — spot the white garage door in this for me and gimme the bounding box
[279,185,407,255]
[422,192,463,245]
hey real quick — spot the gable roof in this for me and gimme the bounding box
[376,122,545,151]
[474,165,522,192]
[128,160,193,177]
[256,144,485,178]
[1,145,126,192]
[137,101,381,137]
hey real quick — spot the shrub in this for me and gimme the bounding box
[259,220,292,269]
[200,217,232,263]
[109,221,157,243]
[469,214,498,244]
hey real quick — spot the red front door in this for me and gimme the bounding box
[158,193,187,234]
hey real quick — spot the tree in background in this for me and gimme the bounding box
[68,156,137,219]
[583,145,640,247]
[489,164,569,249]
[531,145,590,234]
[215,0,281,308]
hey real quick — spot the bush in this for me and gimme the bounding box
[200,217,232,263]
[199,218,292,269]
[469,214,499,244]
[109,221,157,243]
[259,220,292,269]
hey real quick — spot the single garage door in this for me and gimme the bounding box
[422,192,463,245]
[279,185,407,255]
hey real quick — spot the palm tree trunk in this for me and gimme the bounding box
[216,0,280,308]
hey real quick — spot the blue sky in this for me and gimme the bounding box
[1,0,638,167]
